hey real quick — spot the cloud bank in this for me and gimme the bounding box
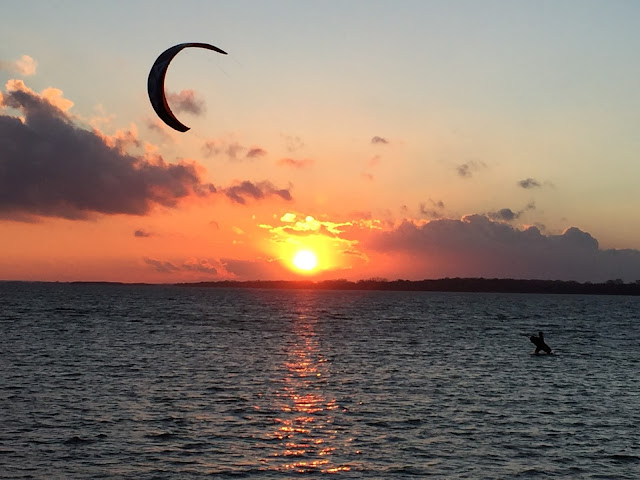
[0,81,216,220]
[0,81,293,220]
[365,215,640,282]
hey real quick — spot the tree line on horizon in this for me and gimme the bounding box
[175,277,640,295]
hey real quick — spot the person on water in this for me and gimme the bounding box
[530,331,553,354]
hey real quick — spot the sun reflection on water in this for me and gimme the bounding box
[259,309,351,474]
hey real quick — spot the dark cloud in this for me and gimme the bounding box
[518,178,554,189]
[143,257,180,273]
[165,89,205,115]
[371,136,389,145]
[224,181,292,205]
[489,208,518,222]
[365,215,640,282]
[134,229,152,238]
[488,203,535,222]
[247,147,267,158]
[456,161,486,178]
[277,157,313,168]
[0,85,216,220]
[518,177,541,189]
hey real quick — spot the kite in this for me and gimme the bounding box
[147,42,227,132]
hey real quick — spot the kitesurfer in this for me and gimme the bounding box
[530,331,552,354]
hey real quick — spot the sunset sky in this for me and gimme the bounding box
[2,0,640,283]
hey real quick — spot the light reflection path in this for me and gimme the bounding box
[257,307,351,474]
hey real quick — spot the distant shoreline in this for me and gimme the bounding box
[3,278,638,296]
[175,278,640,296]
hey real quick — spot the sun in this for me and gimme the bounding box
[293,250,318,272]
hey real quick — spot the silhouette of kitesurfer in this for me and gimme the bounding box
[530,331,552,354]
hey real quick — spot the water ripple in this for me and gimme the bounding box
[1,284,639,478]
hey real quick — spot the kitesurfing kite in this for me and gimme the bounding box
[147,42,227,132]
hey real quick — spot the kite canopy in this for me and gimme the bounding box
[147,42,227,132]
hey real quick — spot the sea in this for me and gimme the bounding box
[1,282,639,479]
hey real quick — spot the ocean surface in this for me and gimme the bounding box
[1,283,639,479]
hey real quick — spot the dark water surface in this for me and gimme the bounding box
[1,283,639,478]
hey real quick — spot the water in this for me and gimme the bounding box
[1,283,639,478]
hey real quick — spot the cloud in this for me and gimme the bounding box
[134,229,152,238]
[266,213,352,237]
[142,257,181,273]
[202,140,221,157]
[488,208,518,222]
[0,55,37,76]
[144,256,277,279]
[371,136,389,145]
[277,157,313,168]
[225,141,244,160]
[182,258,219,275]
[365,215,640,282]
[282,134,304,152]
[456,160,486,178]
[262,213,380,248]
[0,81,217,220]
[165,89,205,115]
[420,199,445,219]
[518,177,554,189]
[145,117,175,141]
[247,147,267,158]
[95,123,141,152]
[144,257,220,275]
[224,181,292,205]
[203,139,267,161]
[488,203,535,222]
[518,177,541,189]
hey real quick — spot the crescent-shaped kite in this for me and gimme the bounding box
[147,42,227,132]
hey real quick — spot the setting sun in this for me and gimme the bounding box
[293,250,318,271]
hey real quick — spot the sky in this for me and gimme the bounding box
[2,0,640,283]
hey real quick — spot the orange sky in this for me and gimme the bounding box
[2,2,640,283]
